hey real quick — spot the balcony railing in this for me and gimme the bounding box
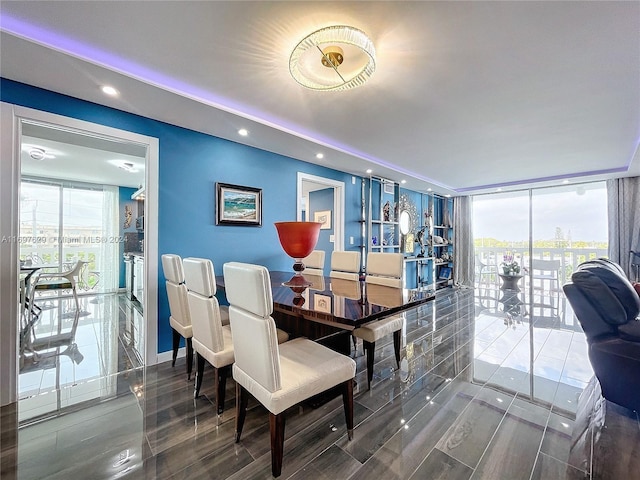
[475,246,608,287]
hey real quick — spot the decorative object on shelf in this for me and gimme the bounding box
[274,222,322,303]
[313,210,332,229]
[383,201,391,222]
[424,208,433,227]
[289,25,376,91]
[216,182,262,226]
[415,226,427,257]
[405,233,415,254]
[501,253,520,275]
[372,236,378,246]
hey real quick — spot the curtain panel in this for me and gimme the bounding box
[607,177,640,279]
[453,196,474,287]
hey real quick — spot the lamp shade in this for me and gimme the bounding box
[274,221,322,259]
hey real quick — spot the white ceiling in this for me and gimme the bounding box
[1,1,638,195]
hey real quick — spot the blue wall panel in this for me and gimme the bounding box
[1,78,367,354]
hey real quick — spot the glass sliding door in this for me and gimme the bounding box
[20,178,118,293]
[472,181,607,412]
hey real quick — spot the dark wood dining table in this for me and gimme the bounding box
[216,271,436,354]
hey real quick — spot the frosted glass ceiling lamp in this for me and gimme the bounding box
[289,25,376,91]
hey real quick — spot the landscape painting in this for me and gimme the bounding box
[216,182,262,226]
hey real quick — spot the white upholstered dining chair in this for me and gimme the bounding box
[365,252,404,288]
[330,251,361,281]
[183,257,234,413]
[223,262,356,477]
[161,254,194,379]
[354,283,405,389]
[301,249,325,276]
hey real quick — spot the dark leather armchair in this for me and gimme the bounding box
[563,258,640,411]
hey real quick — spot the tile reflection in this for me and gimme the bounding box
[6,287,637,480]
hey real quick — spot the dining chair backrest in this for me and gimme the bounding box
[366,283,404,308]
[162,254,191,329]
[331,278,361,299]
[366,252,404,288]
[223,262,282,393]
[302,250,325,275]
[183,257,224,353]
[330,251,361,281]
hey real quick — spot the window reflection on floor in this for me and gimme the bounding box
[18,293,143,424]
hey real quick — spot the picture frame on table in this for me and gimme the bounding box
[313,294,332,313]
[215,182,262,226]
[314,210,332,230]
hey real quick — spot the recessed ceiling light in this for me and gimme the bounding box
[101,85,119,96]
[445,194,451,198]
[427,188,432,192]
[562,179,570,184]
[316,153,324,159]
[238,128,248,136]
[401,180,407,184]
[366,169,373,174]
[497,188,503,192]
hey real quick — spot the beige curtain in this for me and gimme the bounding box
[607,176,640,278]
[453,196,474,287]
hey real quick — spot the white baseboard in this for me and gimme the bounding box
[156,347,186,364]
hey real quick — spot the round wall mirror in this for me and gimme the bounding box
[399,210,411,235]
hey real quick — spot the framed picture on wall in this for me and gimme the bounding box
[215,182,262,226]
[314,210,331,229]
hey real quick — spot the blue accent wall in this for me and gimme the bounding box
[2,78,366,354]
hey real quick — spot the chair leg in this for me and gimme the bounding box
[186,337,193,380]
[363,340,375,390]
[194,352,205,398]
[214,365,228,415]
[171,328,180,367]
[342,379,354,440]
[393,330,401,369]
[351,333,357,355]
[235,383,249,443]
[269,412,286,478]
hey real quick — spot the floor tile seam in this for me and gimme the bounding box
[464,392,518,470]
[164,437,258,480]
[366,331,472,397]
[525,401,555,480]
[405,445,436,480]
[433,445,476,471]
[396,366,475,431]
[299,442,363,479]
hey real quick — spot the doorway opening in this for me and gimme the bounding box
[0,103,159,411]
[296,172,345,272]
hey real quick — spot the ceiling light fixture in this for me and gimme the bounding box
[29,147,46,161]
[366,169,373,174]
[316,153,324,159]
[289,25,376,91]
[101,85,119,96]
[401,180,407,184]
[238,128,248,136]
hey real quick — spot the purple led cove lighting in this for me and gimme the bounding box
[1,14,447,189]
[455,165,629,193]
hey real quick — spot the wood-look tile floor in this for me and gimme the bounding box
[2,288,640,479]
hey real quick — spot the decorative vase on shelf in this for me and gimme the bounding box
[274,221,322,300]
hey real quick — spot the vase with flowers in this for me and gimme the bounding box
[501,254,520,275]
